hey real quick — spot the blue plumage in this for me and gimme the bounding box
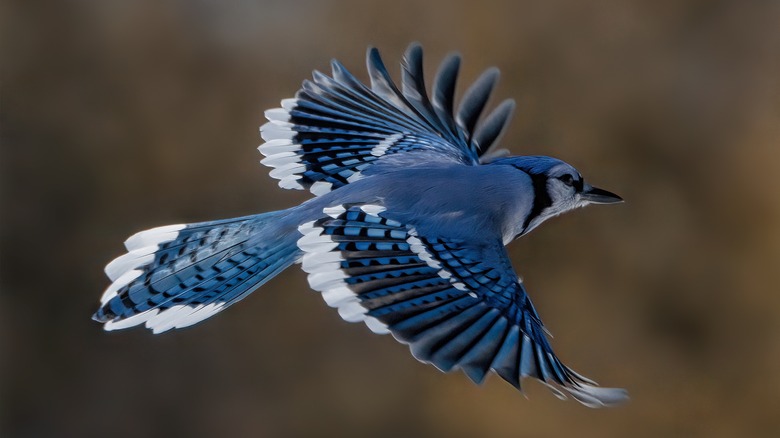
[94,43,626,407]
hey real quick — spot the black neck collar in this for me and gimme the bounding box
[521,173,552,233]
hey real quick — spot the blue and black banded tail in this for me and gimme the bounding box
[93,211,300,333]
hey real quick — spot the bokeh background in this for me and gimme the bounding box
[2,1,779,437]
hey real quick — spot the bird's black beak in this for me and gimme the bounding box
[580,185,623,204]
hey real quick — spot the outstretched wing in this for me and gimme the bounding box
[259,43,515,196]
[296,204,628,407]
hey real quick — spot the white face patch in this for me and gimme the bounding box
[545,178,582,214]
[516,178,585,239]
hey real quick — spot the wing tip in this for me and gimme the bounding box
[404,41,423,59]
[562,382,630,408]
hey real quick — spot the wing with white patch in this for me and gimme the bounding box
[296,204,628,407]
[259,43,515,196]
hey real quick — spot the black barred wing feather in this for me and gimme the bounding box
[297,204,628,407]
[259,43,515,196]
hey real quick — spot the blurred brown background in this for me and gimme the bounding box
[2,0,779,437]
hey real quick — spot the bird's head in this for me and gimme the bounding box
[490,156,623,237]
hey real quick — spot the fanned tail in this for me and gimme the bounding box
[93,211,300,333]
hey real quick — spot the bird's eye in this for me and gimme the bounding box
[558,174,575,187]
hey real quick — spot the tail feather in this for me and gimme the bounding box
[93,212,300,333]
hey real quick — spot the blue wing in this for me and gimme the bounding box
[259,43,515,196]
[296,204,628,407]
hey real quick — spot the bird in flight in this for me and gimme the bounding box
[94,43,628,407]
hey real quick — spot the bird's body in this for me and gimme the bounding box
[93,44,628,407]
[300,162,534,242]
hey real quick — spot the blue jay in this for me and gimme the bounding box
[94,44,628,407]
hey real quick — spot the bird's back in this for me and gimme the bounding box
[297,162,535,242]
